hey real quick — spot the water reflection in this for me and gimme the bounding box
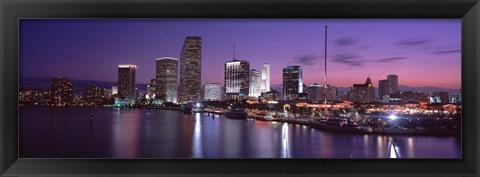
[281,123,290,158]
[112,110,140,158]
[192,113,203,158]
[19,107,461,158]
[388,139,401,158]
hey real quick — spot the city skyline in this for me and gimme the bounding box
[20,19,461,89]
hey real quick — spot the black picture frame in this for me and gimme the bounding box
[1,0,479,176]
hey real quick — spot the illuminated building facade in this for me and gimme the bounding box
[352,77,375,103]
[156,57,178,103]
[146,79,156,100]
[19,87,43,105]
[261,63,270,93]
[401,91,429,104]
[249,69,261,98]
[203,83,222,101]
[50,77,74,106]
[225,59,250,100]
[283,65,303,100]
[450,94,461,103]
[111,86,118,96]
[179,36,202,103]
[84,84,106,106]
[117,64,136,104]
[261,90,280,102]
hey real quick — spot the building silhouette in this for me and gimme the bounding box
[378,79,389,99]
[308,83,337,102]
[387,74,399,94]
[156,57,178,103]
[50,77,73,106]
[84,84,106,106]
[283,65,303,100]
[117,64,136,104]
[179,36,202,103]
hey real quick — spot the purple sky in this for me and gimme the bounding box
[20,19,461,89]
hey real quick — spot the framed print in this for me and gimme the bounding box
[1,0,479,176]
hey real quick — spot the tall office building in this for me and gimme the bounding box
[225,59,250,100]
[352,76,375,103]
[387,74,399,94]
[283,65,303,100]
[156,57,178,103]
[179,36,202,103]
[203,83,222,101]
[261,63,270,93]
[378,79,389,99]
[50,77,74,106]
[249,69,262,98]
[117,64,136,104]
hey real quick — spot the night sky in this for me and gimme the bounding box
[20,19,461,89]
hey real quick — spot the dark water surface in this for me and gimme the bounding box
[20,107,461,158]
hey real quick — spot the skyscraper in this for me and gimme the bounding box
[225,59,250,100]
[179,36,202,103]
[156,57,178,103]
[387,74,399,94]
[117,64,136,104]
[50,77,73,106]
[249,69,262,98]
[378,79,389,99]
[261,63,270,93]
[283,65,303,100]
[203,83,222,101]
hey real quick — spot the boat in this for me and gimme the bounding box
[311,118,373,133]
[192,107,202,113]
[224,108,248,119]
[307,25,372,134]
[255,112,274,121]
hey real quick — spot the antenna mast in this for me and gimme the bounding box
[324,25,328,118]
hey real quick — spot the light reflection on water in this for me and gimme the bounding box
[192,113,203,158]
[19,107,461,158]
